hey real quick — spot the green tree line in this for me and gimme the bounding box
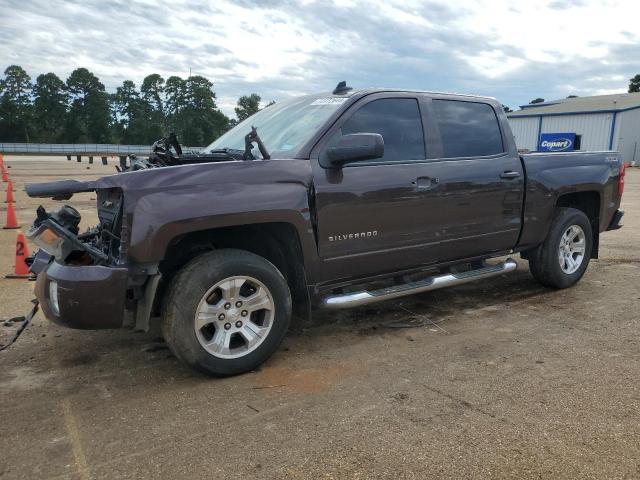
[0,65,270,146]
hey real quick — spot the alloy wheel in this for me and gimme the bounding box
[558,225,586,274]
[194,275,275,359]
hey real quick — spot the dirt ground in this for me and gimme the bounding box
[0,156,638,479]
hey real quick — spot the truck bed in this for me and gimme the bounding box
[517,150,623,250]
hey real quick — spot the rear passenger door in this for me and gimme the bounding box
[420,97,524,262]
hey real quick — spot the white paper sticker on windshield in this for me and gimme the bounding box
[310,97,348,106]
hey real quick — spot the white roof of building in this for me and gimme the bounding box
[508,92,640,117]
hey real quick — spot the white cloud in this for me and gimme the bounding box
[451,0,640,63]
[458,49,527,78]
[1,0,639,116]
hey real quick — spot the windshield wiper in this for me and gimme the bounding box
[207,148,245,160]
[243,126,271,161]
[209,148,244,155]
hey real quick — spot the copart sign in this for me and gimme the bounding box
[538,132,576,152]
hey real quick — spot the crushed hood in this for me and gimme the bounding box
[25,159,313,200]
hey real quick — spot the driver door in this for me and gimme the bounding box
[311,93,443,283]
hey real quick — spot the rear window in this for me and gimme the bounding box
[432,100,504,158]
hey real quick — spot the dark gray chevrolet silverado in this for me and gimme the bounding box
[25,84,626,376]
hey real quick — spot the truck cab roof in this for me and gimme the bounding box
[331,86,498,103]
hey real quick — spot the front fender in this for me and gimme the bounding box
[127,181,315,263]
[105,159,317,269]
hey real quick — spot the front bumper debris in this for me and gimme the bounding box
[0,300,39,352]
[34,260,128,329]
[26,205,110,265]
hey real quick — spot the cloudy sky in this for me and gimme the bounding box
[1,0,639,116]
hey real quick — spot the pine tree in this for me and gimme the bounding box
[0,65,33,141]
[66,68,110,142]
[32,73,68,142]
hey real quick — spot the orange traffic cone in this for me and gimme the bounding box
[0,153,3,167]
[1,167,7,182]
[6,230,30,278]
[5,181,14,203]
[3,201,19,229]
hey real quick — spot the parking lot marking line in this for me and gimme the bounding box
[62,398,91,480]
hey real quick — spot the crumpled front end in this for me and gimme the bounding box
[27,187,124,268]
[26,184,130,329]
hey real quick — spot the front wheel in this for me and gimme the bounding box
[528,207,593,289]
[162,249,292,376]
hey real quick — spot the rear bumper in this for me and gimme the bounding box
[606,209,624,231]
[34,260,128,329]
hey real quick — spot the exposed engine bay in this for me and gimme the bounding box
[27,188,124,269]
[26,130,271,270]
[121,129,268,172]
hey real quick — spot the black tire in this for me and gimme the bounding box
[161,249,291,376]
[528,207,593,289]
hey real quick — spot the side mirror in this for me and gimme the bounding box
[326,133,384,166]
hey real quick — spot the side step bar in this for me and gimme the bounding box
[321,259,518,310]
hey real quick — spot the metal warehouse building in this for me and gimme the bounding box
[508,93,640,165]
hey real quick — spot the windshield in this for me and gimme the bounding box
[205,95,348,158]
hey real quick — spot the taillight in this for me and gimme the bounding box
[619,163,626,196]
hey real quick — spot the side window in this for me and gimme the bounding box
[340,98,425,162]
[432,100,504,158]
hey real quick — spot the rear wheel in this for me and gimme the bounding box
[528,207,593,289]
[162,249,291,376]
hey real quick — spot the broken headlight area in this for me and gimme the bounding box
[27,189,124,267]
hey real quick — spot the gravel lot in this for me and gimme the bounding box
[0,157,638,479]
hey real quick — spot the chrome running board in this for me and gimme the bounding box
[321,259,518,310]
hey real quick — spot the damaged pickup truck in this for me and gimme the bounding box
[26,83,626,376]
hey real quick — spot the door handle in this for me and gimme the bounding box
[412,176,439,189]
[500,171,521,179]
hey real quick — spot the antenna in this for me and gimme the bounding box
[333,81,353,95]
